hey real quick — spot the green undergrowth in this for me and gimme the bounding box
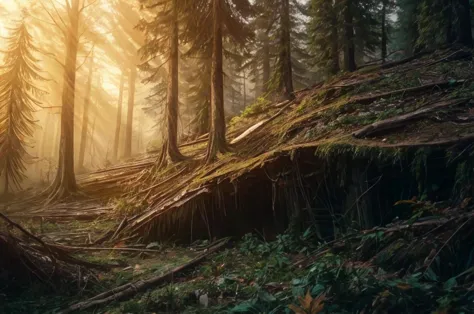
[98,216,474,314]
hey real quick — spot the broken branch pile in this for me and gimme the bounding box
[0,213,103,291]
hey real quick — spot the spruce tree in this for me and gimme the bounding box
[308,0,340,76]
[138,0,187,165]
[185,0,253,163]
[0,20,46,195]
[393,0,420,56]
[417,0,473,49]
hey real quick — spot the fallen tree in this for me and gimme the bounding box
[60,237,230,313]
[0,213,105,291]
[352,98,469,138]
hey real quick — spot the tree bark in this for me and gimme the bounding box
[124,66,137,159]
[278,0,295,100]
[242,70,247,107]
[381,0,388,63]
[445,0,456,44]
[330,3,340,74]
[49,0,80,199]
[164,0,185,162]
[205,0,228,163]
[3,170,8,195]
[39,112,52,159]
[457,0,473,47]
[262,31,271,94]
[343,0,356,72]
[78,52,94,170]
[113,72,125,161]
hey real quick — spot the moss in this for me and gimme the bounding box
[314,141,403,163]
[241,97,272,118]
[112,197,147,216]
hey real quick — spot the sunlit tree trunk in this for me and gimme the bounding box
[205,0,228,163]
[124,66,137,159]
[242,70,247,107]
[113,72,125,161]
[88,117,96,167]
[39,112,52,159]
[49,0,80,199]
[278,0,294,100]
[78,52,94,170]
[163,0,186,163]
[343,0,356,72]
[52,113,60,160]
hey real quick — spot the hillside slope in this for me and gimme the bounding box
[72,47,474,243]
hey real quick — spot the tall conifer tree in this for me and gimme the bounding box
[0,19,46,195]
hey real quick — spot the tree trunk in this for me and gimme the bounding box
[242,70,247,107]
[3,169,8,195]
[330,3,340,74]
[205,0,228,163]
[278,0,294,100]
[458,0,473,47]
[124,66,137,159]
[78,52,94,170]
[49,0,80,199]
[445,0,456,44]
[39,112,51,159]
[343,0,356,72]
[164,0,185,162]
[89,117,96,167]
[52,113,60,160]
[381,0,388,63]
[113,72,125,161]
[262,31,271,94]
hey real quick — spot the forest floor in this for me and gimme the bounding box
[2,47,474,313]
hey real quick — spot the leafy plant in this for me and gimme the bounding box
[289,291,326,314]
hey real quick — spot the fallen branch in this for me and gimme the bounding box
[348,80,466,105]
[352,98,468,138]
[50,244,162,254]
[0,212,55,258]
[60,238,230,313]
[231,100,293,145]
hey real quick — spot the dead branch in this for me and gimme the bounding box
[352,98,468,138]
[50,244,162,254]
[348,80,467,105]
[231,100,293,145]
[60,238,230,313]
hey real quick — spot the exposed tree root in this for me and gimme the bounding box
[352,98,469,138]
[59,238,230,314]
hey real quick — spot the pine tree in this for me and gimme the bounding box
[252,0,311,100]
[138,0,187,165]
[78,50,95,171]
[0,20,46,195]
[113,71,126,161]
[417,0,473,49]
[185,0,253,163]
[342,0,357,71]
[393,0,420,56]
[183,57,211,137]
[308,0,340,76]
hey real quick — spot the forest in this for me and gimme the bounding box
[1,0,474,313]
